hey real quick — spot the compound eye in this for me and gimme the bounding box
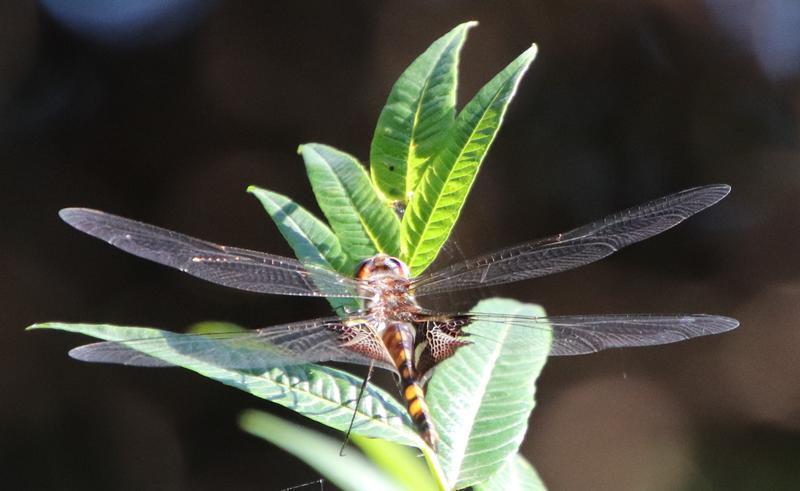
[385,257,410,277]
[355,257,374,279]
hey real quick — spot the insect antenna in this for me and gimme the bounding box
[339,361,375,456]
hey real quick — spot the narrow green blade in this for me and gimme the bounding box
[353,435,438,491]
[240,410,407,491]
[474,454,547,491]
[402,46,537,274]
[28,322,422,448]
[370,21,477,202]
[300,143,401,259]
[247,185,359,312]
[426,298,550,489]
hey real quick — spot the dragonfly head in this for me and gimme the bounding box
[356,254,411,281]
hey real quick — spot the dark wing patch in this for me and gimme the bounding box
[413,315,472,383]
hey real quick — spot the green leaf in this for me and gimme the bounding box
[352,435,439,491]
[28,322,422,448]
[186,321,245,335]
[402,46,537,274]
[240,409,407,491]
[474,454,547,491]
[247,185,359,312]
[29,298,551,489]
[299,143,401,259]
[370,21,477,202]
[248,186,351,272]
[426,298,550,489]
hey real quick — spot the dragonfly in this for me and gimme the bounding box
[59,184,738,450]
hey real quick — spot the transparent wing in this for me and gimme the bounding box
[68,317,395,371]
[60,208,368,299]
[442,311,739,356]
[411,185,731,296]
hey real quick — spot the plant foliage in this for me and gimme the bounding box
[30,22,544,490]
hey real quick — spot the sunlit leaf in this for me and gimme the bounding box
[402,46,537,274]
[370,21,477,202]
[426,298,550,489]
[474,454,547,491]
[248,185,359,312]
[353,435,438,491]
[240,410,407,491]
[27,322,422,448]
[186,321,245,335]
[300,143,401,259]
[32,22,551,491]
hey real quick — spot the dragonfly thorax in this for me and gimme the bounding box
[356,254,419,328]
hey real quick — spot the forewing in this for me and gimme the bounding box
[420,311,738,356]
[69,317,395,371]
[412,184,731,296]
[59,208,368,298]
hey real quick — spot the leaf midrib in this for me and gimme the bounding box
[257,190,342,270]
[444,317,516,486]
[404,29,463,197]
[405,75,431,197]
[307,146,383,253]
[216,364,422,447]
[407,82,509,269]
[261,369,414,443]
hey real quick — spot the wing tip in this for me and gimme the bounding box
[715,315,739,332]
[68,342,172,367]
[696,183,732,204]
[694,314,739,334]
[68,344,101,363]
[58,207,78,222]
[59,207,99,229]
[708,183,732,196]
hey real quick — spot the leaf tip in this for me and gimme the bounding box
[298,143,327,162]
[237,409,262,431]
[25,323,48,331]
[245,184,259,195]
[525,43,538,61]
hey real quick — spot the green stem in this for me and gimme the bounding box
[422,446,450,491]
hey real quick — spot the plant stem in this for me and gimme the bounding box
[422,446,450,491]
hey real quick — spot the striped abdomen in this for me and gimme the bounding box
[382,322,439,450]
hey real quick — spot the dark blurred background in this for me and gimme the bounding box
[3,1,799,489]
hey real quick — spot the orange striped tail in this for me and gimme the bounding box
[382,322,439,450]
[402,379,439,450]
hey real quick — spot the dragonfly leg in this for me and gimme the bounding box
[340,361,374,456]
